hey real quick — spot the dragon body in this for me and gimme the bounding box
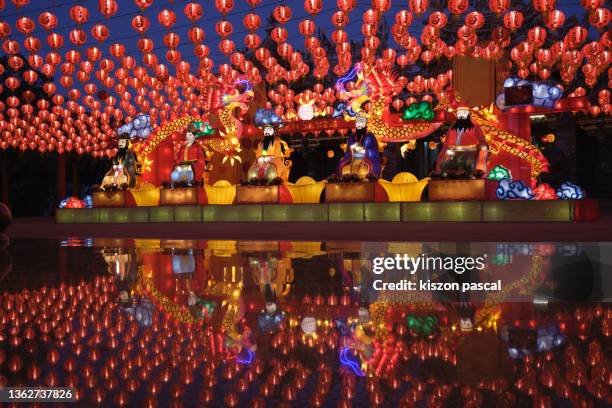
[338,65,548,179]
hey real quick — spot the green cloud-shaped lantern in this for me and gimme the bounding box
[192,121,215,137]
[487,165,512,181]
[401,101,434,121]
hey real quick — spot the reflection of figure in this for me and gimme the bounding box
[435,104,488,177]
[337,111,381,179]
[247,109,292,183]
[170,123,211,187]
[257,284,285,333]
[103,247,138,302]
[101,134,139,189]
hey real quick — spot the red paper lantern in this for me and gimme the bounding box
[188,27,205,44]
[580,0,603,10]
[158,9,176,29]
[184,3,203,22]
[91,24,109,42]
[131,15,150,34]
[504,11,524,31]
[533,0,556,13]
[589,8,611,29]
[304,0,323,15]
[332,11,349,28]
[465,12,485,29]
[488,0,509,14]
[38,12,58,31]
[216,20,233,37]
[16,17,35,35]
[215,0,234,14]
[409,0,429,15]
[448,0,469,15]
[543,10,565,30]
[98,0,118,18]
[273,5,292,24]
[69,5,90,24]
[428,12,447,29]
[134,0,153,10]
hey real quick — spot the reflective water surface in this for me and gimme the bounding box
[0,238,610,407]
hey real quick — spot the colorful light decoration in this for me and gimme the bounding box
[401,101,434,121]
[556,182,585,199]
[487,165,512,181]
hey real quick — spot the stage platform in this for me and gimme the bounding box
[56,199,599,224]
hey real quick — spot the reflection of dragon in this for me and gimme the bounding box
[336,64,442,142]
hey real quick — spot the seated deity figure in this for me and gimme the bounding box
[246,109,292,183]
[170,122,212,187]
[336,111,382,180]
[100,134,139,190]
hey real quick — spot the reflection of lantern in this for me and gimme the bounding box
[541,133,555,143]
[428,141,438,150]
[327,150,334,159]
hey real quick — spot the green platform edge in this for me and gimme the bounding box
[56,200,586,223]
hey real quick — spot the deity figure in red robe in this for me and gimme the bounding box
[435,104,488,178]
[170,124,212,187]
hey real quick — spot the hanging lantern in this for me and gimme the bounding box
[215,0,234,14]
[428,12,447,29]
[91,24,109,42]
[16,17,35,35]
[273,5,292,24]
[131,15,150,34]
[533,0,556,13]
[69,5,90,24]
[188,27,205,44]
[448,0,469,16]
[589,8,611,30]
[299,19,315,36]
[372,0,391,13]
[409,0,429,15]
[38,12,58,31]
[184,3,203,22]
[158,9,176,29]
[243,13,261,31]
[543,10,565,30]
[216,20,233,37]
[488,0,509,14]
[304,0,323,15]
[465,12,485,29]
[98,0,118,18]
[503,11,524,31]
[331,11,349,27]
[395,10,413,26]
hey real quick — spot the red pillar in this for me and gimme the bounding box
[57,154,66,203]
[500,112,533,185]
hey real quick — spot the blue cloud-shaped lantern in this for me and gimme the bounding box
[496,178,535,200]
[119,114,152,139]
[496,77,563,110]
[556,182,585,199]
[254,108,283,128]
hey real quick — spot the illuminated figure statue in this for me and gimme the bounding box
[247,109,292,183]
[170,122,212,187]
[435,103,488,178]
[100,134,139,189]
[336,111,382,179]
